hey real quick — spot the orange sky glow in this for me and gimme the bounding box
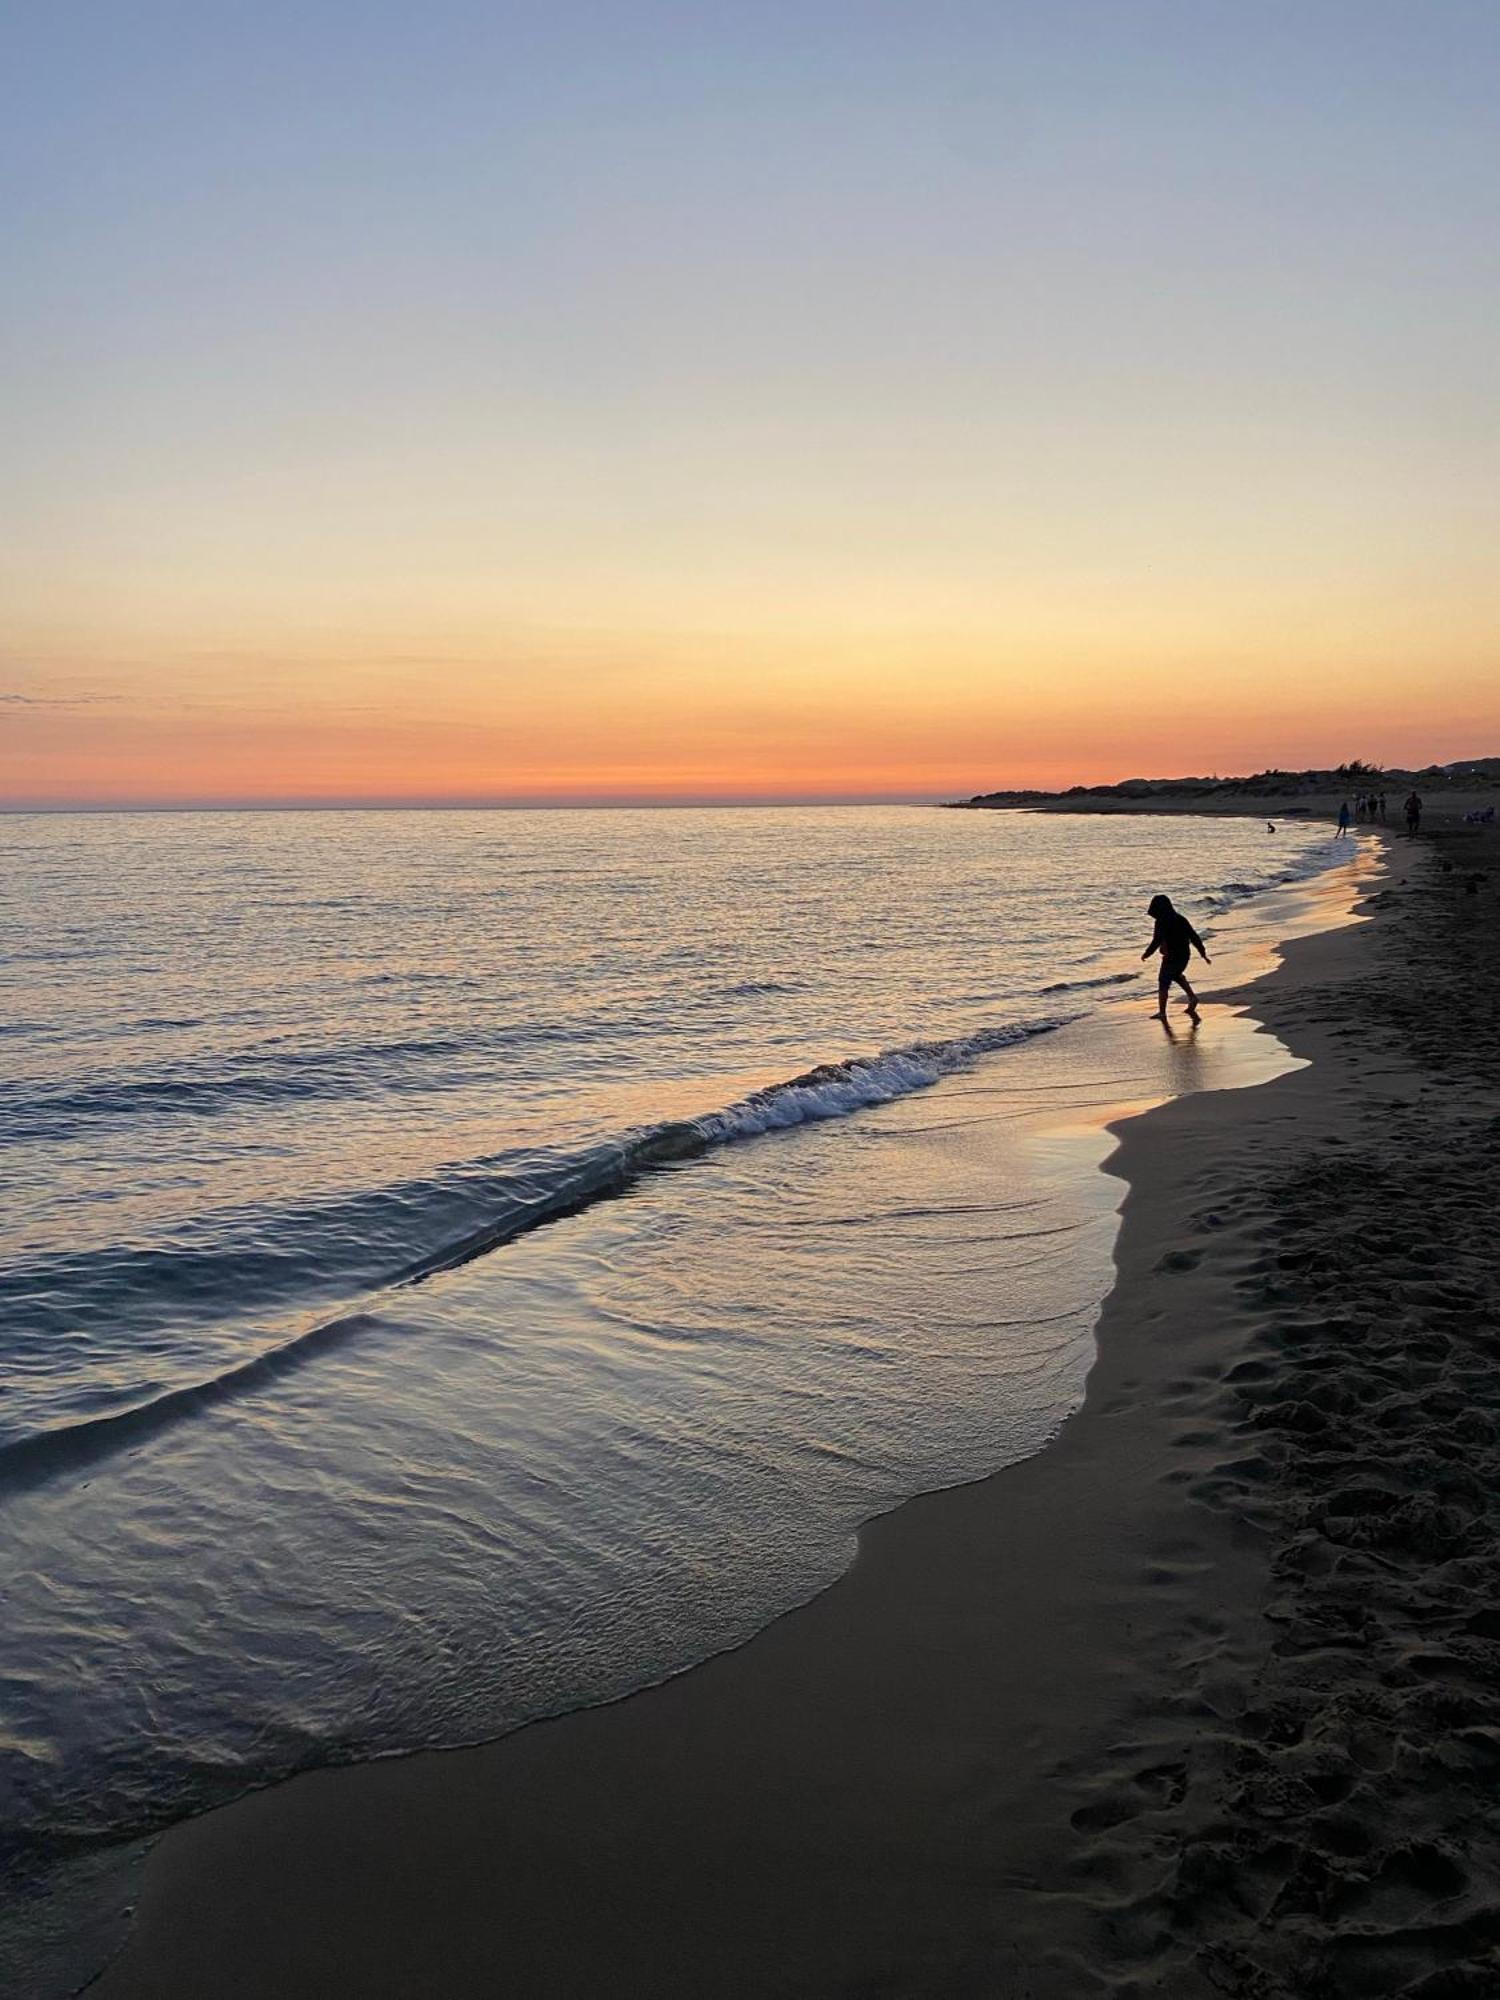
[6,575,1496,806]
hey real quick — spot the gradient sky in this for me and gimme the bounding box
[5,1,1499,806]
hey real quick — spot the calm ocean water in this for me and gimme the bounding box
[0,805,1340,1992]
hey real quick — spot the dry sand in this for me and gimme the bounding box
[91,807,1500,1999]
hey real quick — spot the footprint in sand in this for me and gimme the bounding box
[1156,1246,1204,1273]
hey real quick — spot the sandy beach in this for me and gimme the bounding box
[11,4,1500,1989]
[89,806,1500,1999]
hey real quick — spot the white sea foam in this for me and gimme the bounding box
[696,1019,1068,1141]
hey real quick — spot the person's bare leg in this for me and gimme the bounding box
[1153,976,1170,1020]
[1175,971,1200,1019]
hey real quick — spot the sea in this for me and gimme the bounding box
[0,804,1350,1993]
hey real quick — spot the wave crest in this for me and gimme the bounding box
[0,1014,1068,1490]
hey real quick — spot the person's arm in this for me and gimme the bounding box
[1142,921,1162,961]
[1188,923,1211,962]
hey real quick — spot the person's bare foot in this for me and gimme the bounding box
[1152,1008,1168,1020]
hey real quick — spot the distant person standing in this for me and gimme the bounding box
[1378,792,1388,821]
[1142,893,1211,1023]
[1405,790,1423,835]
[1336,800,1352,837]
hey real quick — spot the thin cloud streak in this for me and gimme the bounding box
[0,691,123,708]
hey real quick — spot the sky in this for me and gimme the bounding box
[4,1,1499,807]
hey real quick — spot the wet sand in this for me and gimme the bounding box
[92,817,1500,1998]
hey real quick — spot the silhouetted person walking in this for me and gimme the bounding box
[1405,790,1422,835]
[1142,894,1210,1022]
[1336,800,1352,837]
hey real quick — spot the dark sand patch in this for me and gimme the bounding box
[1018,820,1500,1997]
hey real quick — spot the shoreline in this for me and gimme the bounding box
[83,846,1434,1995]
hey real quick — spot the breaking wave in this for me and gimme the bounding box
[0,1014,1070,1491]
[1041,970,1141,996]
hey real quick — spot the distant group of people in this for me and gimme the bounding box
[1337,790,1422,836]
[1335,791,1387,830]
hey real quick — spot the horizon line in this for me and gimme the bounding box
[0,793,953,816]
